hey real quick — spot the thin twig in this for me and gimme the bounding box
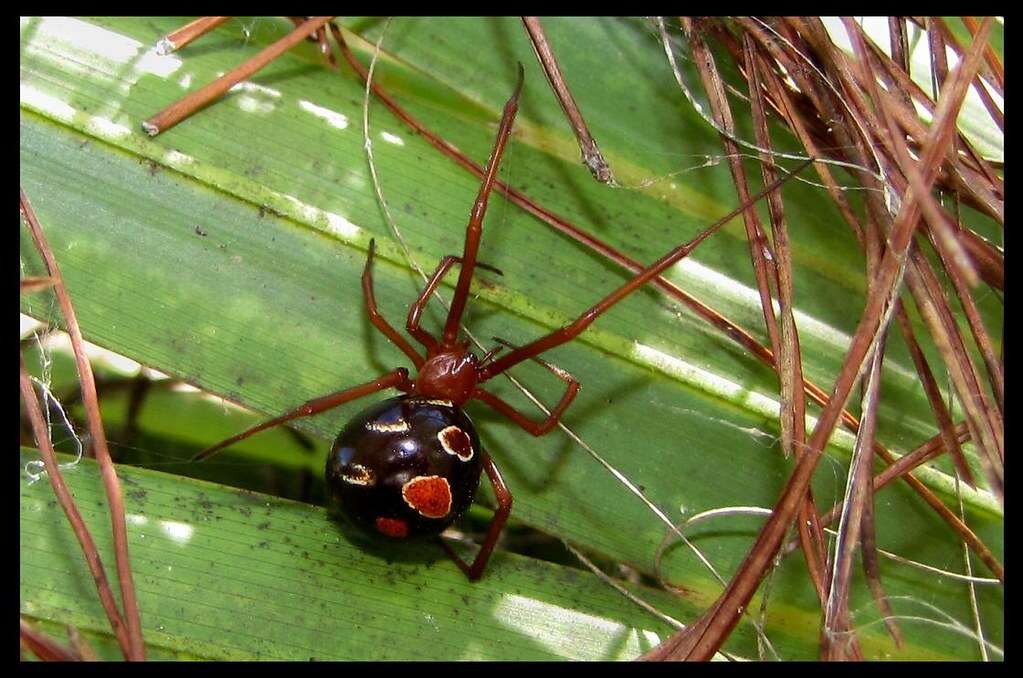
[822,334,886,659]
[143,16,334,135]
[20,355,132,658]
[20,619,80,662]
[521,17,615,184]
[955,473,988,661]
[893,305,975,486]
[154,16,231,55]
[21,188,145,660]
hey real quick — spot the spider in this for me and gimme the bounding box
[193,66,808,581]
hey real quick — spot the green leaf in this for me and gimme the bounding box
[20,450,681,660]
[21,17,1002,659]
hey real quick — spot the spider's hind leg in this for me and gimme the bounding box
[191,368,411,462]
[439,453,512,581]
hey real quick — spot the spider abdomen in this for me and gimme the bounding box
[325,395,484,539]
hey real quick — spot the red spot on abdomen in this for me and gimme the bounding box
[401,475,452,519]
[375,516,409,538]
[439,426,474,461]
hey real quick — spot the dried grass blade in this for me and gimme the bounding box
[647,9,980,650]
[742,32,830,606]
[736,18,1001,582]
[905,257,1003,501]
[20,276,55,294]
[958,17,1003,95]
[822,338,887,659]
[19,356,132,658]
[859,489,904,648]
[894,305,976,486]
[154,16,230,55]
[846,16,1002,488]
[857,32,1003,215]
[20,619,80,662]
[521,17,615,184]
[805,421,1003,584]
[21,188,145,660]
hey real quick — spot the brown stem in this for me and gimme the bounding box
[521,17,615,184]
[20,619,80,661]
[155,16,231,55]
[143,16,334,135]
[736,27,829,612]
[21,188,145,660]
[20,357,132,658]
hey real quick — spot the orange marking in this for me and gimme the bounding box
[439,426,473,461]
[401,475,452,519]
[375,516,409,538]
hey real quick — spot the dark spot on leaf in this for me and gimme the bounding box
[258,521,271,530]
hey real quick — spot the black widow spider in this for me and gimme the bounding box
[193,65,809,580]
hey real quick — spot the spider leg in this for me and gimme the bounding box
[478,158,814,382]
[472,339,579,436]
[407,256,459,353]
[438,453,512,581]
[408,256,505,353]
[191,368,411,462]
[440,64,525,346]
[362,239,424,368]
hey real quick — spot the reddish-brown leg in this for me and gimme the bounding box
[478,158,814,382]
[191,368,411,462]
[441,65,525,346]
[407,256,504,353]
[407,256,460,352]
[362,240,424,368]
[439,453,513,581]
[472,339,580,436]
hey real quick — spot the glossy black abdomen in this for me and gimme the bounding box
[325,395,484,539]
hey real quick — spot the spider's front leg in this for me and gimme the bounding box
[407,255,461,352]
[406,256,503,353]
[362,240,423,368]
